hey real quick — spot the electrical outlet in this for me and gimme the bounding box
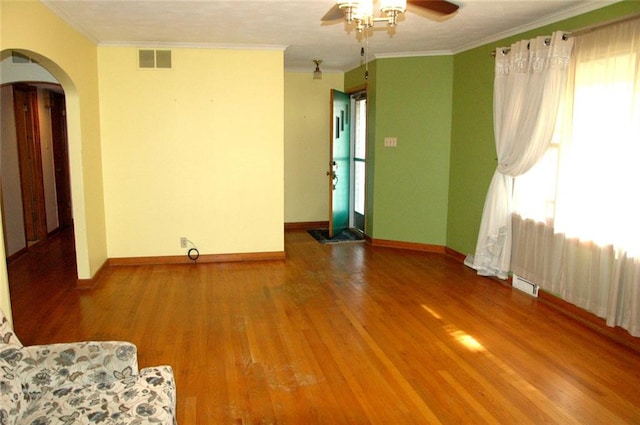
[180,237,188,248]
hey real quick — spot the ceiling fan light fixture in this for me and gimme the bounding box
[313,59,323,80]
[323,0,459,30]
[336,0,409,30]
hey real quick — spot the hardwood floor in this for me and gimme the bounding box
[8,228,640,424]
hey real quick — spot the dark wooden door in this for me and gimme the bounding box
[49,90,73,228]
[13,85,47,244]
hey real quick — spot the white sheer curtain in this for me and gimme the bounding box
[512,18,640,336]
[471,32,574,279]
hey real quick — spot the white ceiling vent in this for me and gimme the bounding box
[138,49,172,69]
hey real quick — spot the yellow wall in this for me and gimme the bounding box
[284,71,344,223]
[0,219,10,322]
[0,2,285,323]
[1,0,107,319]
[98,47,284,257]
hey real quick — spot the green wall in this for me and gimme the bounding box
[373,56,453,244]
[346,1,640,253]
[447,0,640,256]
[347,56,453,244]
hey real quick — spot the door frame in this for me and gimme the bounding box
[348,89,367,234]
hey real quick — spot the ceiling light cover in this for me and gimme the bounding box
[380,0,406,14]
[353,0,373,21]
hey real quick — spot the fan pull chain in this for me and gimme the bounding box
[361,30,369,80]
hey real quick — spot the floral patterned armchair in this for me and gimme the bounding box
[0,310,176,424]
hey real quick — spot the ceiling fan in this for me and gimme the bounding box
[322,0,459,30]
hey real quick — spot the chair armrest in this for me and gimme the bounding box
[18,365,177,425]
[18,341,139,393]
[138,365,177,422]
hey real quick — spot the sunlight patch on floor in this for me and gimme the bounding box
[448,329,486,353]
[421,304,443,320]
[423,303,485,353]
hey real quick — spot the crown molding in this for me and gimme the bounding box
[452,0,622,54]
[375,50,454,59]
[99,41,288,52]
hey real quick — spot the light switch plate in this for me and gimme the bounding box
[384,137,397,147]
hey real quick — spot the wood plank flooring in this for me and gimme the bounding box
[8,228,640,424]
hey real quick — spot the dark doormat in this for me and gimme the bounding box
[307,228,364,244]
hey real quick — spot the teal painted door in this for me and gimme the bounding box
[329,89,350,237]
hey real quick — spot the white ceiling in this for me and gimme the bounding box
[40,0,620,72]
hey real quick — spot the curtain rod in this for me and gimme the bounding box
[489,11,640,58]
[490,34,570,57]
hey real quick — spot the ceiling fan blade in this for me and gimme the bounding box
[321,4,344,22]
[407,0,459,16]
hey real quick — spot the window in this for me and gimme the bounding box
[513,20,640,256]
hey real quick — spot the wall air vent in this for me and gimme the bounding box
[138,49,155,68]
[138,49,172,69]
[155,50,172,68]
[513,274,539,297]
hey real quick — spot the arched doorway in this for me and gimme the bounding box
[0,48,89,319]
